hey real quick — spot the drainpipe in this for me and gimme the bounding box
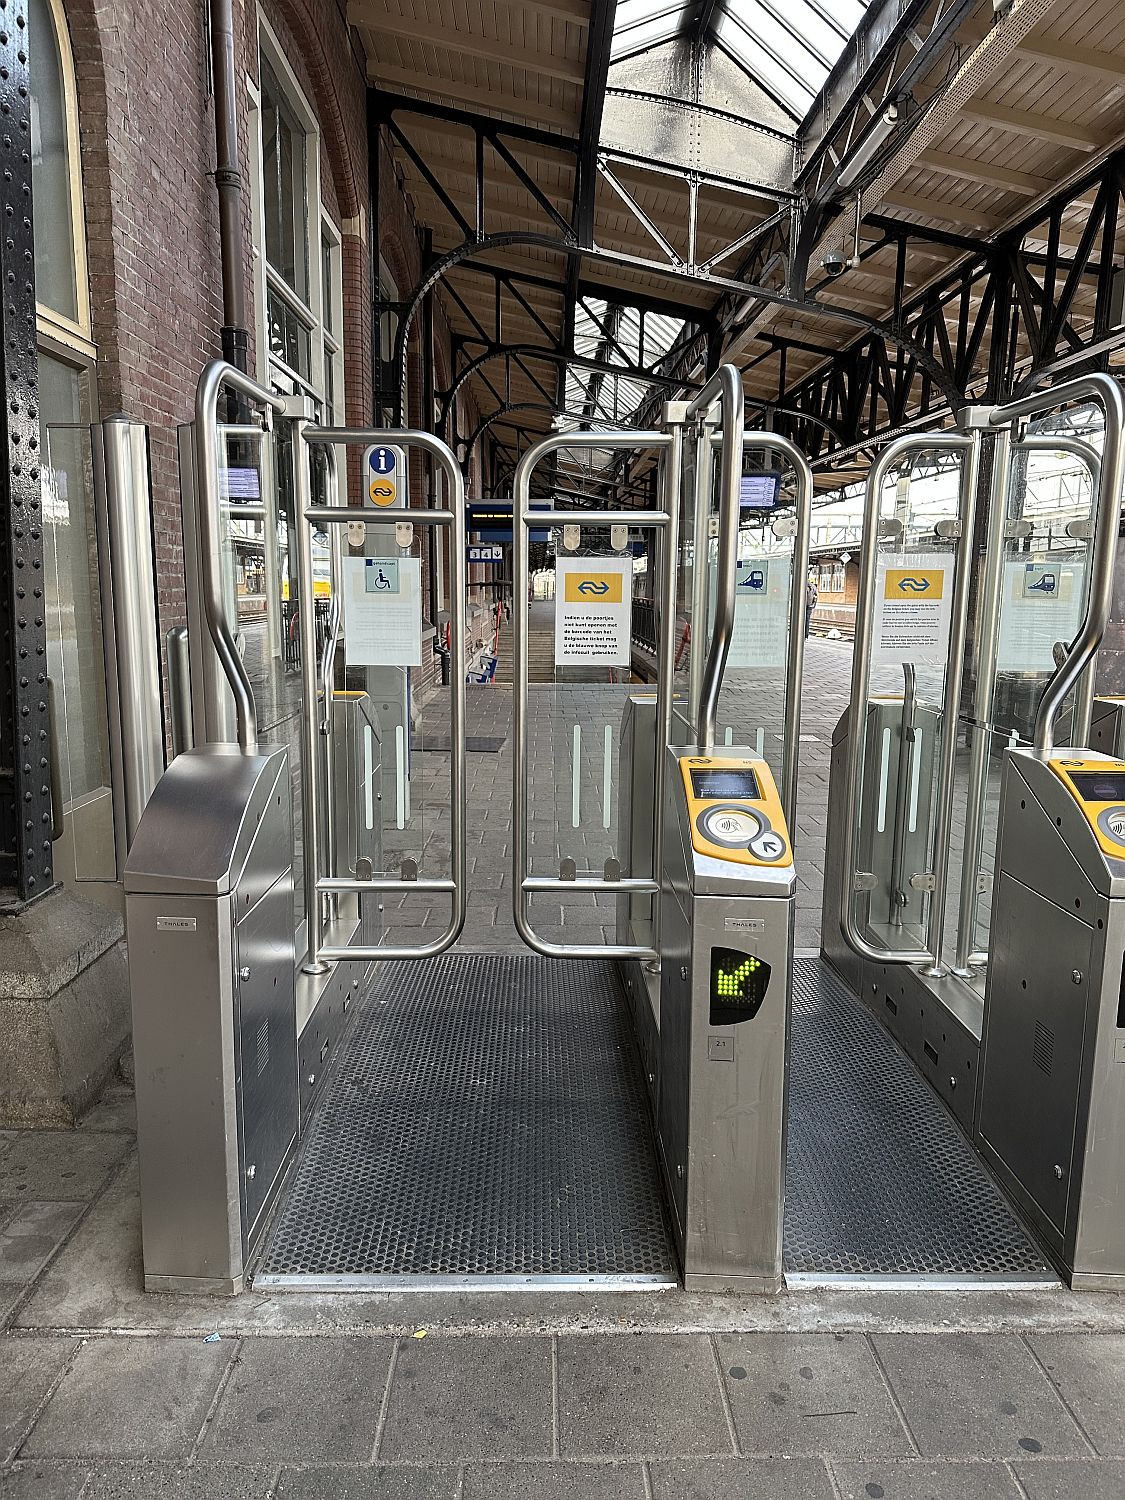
[210,0,249,372]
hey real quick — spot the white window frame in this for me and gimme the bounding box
[35,0,94,359]
[320,216,344,425]
[248,13,329,408]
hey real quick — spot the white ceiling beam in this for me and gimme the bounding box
[370,70,578,131]
[1016,38,1125,82]
[958,102,1104,152]
[916,148,1051,197]
[352,9,584,83]
[879,190,1002,231]
[349,0,591,29]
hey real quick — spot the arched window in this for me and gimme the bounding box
[31,0,114,894]
[31,0,91,347]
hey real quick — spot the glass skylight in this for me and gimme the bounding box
[611,0,869,126]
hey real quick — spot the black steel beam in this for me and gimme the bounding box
[0,2,53,903]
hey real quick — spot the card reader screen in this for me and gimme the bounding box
[690,768,760,801]
[1069,771,1125,802]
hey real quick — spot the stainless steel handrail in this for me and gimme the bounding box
[990,375,1125,756]
[511,427,675,961]
[293,424,469,967]
[690,365,744,751]
[194,361,285,753]
[166,626,193,759]
[317,447,343,922]
[888,662,916,931]
[839,430,982,972]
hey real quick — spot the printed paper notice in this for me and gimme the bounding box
[554,557,632,666]
[871,552,953,666]
[729,557,791,670]
[343,556,422,666]
[996,560,1085,672]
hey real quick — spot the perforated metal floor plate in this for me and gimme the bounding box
[257,954,676,1286]
[785,959,1056,1282]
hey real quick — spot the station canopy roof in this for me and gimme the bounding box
[353,0,1125,492]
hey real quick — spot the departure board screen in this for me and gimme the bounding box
[1070,771,1125,803]
[690,768,760,801]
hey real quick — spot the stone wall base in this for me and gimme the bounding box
[0,891,129,1127]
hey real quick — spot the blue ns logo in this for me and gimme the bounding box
[577,579,611,596]
[897,575,932,593]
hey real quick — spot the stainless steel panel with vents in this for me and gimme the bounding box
[979,751,1125,1288]
[124,745,297,1294]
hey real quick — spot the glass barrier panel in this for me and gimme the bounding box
[43,394,115,884]
[847,449,965,959]
[942,417,1099,981]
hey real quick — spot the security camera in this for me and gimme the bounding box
[821,249,849,278]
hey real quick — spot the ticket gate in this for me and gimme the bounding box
[981,751,1125,1288]
[657,753,793,1292]
[124,358,813,1294]
[824,371,1125,1286]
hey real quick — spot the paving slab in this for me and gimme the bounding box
[648,1456,835,1499]
[871,1334,1088,1459]
[462,1460,646,1498]
[22,1336,231,1459]
[1028,1335,1125,1455]
[277,1468,460,1500]
[0,1203,84,1282]
[556,1334,731,1457]
[82,1461,276,1498]
[714,1333,912,1457]
[379,1336,551,1461]
[0,1462,87,1500]
[77,1091,137,1136]
[203,1336,392,1462]
[1013,1458,1125,1500]
[832,1459,1024,1499]
[0,1134,129,1202]
[0,1338,77,1461]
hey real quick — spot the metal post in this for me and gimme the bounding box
[952,427,1011,976]
[167,627,193,759]
[888,662,916,931]
[318,447,343,923]
[690,366,745,751]
[288,402,329,974]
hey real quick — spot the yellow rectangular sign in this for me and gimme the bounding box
[563,571,624,604]
[883,567,945,601]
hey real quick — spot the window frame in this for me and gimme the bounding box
[34,0,94,358]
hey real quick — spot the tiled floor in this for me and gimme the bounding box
[3,639,1125,1497]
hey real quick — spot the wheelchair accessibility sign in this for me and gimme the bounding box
[364,559,400,593]
[555,557,632,666]
[343,555,421,666]
[873,554,952,666]
[363,444,406,508]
